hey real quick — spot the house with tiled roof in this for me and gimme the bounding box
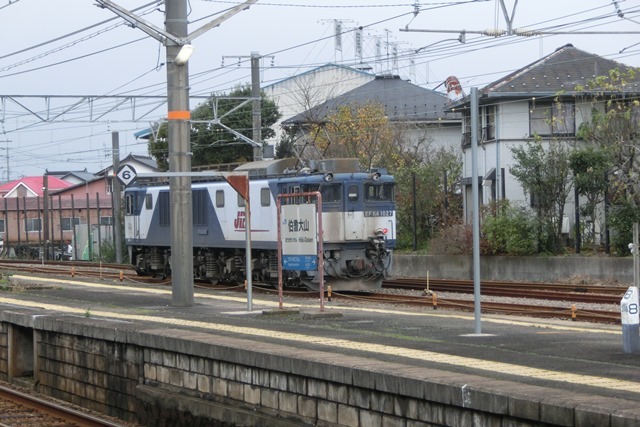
[45,168,96,185]
[95,153,158,178]
[283,74,462,158]
[449,43,640,240]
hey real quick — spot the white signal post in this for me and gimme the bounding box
[621,286,640,353]
[622,223,640,353]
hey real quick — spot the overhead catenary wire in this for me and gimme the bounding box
[0,0,639,175]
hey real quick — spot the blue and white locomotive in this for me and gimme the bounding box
[124,158,396,291]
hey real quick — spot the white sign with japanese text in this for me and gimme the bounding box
[281,204,317,270]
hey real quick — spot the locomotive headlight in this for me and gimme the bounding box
[323,173,334,182]
[369,172,381,181]
[375,227,388,236]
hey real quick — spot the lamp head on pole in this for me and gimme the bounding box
[174,44,195,65]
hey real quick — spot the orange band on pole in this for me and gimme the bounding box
[167,110,191,120]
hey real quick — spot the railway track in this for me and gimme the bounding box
[0,259,158,284]
[382,278,627,296]
[341,291,620,324]
[383,277,627,304]
[0,262,623,324]
[0,383,126,426]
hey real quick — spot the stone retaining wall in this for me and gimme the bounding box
[0,322,7,382]
[0,311,638,426]
[394,254,634,283]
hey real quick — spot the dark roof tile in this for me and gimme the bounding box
[284,75,460,124]
[483,44,640,97]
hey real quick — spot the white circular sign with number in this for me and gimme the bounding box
[621,286,639,326]
[116,164,137,186]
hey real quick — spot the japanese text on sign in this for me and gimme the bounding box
[288,218,310,232]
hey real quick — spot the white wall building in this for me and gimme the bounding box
[451,44,640,244]
[263,63,375,148]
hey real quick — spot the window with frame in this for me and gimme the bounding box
[605,101,640,136]
[216,190,224,208]
[0,219,5,236]
[301,184,342,203]
[483,105,496,140]
[61,217,81,231]
[237,192,246,207]
[159,191,170,226]
[462,109,487,146]
[192,189,208,226]
[530,101,575,136]
[145,194,153,210]
[260,188,271,207]
[347,185,359,202]
[125,194,135,215]
[364,184,394,202]
[26,218,41,232]
[100,216,113,225]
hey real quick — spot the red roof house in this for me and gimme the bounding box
[0,176,72,198]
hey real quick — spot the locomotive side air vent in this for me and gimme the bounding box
[310,158,360,174]
[234,158,298,177]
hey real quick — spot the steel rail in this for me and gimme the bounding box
[333,292,620,324]
[0,383,124,427]
[385,277,628,294]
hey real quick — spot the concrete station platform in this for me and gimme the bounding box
[0,274,639,426]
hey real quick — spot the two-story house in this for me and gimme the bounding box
[452,44,640,242]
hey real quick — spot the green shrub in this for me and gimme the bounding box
[608,201,640,256]
[482,201,537,255]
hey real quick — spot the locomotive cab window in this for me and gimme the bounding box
[237,193,246,207]
[145,194,153,210]
[125,194,135,215]
[348,185,359,202]
[301,184,341,203]
[365,183,394,202]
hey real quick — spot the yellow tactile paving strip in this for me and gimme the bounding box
[1,275,635,394]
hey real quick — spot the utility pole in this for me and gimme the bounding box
[111,132,123,264]
[43,175,49,261]
[0,140,9,182]
[221,52,274,161]
[165,0,194,307]
[96,0,258,307]
[251,52,262,161]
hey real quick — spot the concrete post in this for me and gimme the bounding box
[470,87,482,334]
[622,223,640,353]
[251,51,262,161]
[166,0,194,307]
[42,175,49,261]
[621,286,640,353]
[111,132,123,264]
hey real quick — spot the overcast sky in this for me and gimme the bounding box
[1,0,639,179]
